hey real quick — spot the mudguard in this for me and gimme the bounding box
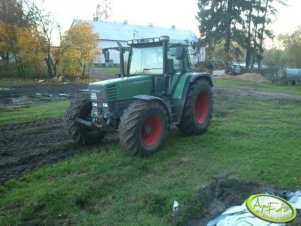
[133,95,171,116]
[189,72,213,87]
[172,72,213,124]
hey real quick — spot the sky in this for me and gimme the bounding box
[34,0,301,44]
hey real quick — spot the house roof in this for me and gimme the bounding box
[72,20,198,43]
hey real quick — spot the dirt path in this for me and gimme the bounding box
[0,83,88,110]
[214,87,301,103]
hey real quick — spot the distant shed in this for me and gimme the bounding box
[72,19,201,65]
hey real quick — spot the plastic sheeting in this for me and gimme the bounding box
[207,191,301,226]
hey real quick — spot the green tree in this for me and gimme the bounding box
[60,22,100,79]
[262,47,285,66]
[197,0,246,65]
[197,0,283,69]
[280,28,301,68]
[197,0,224,61]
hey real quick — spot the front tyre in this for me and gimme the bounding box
[119,100,169,156]
[178,79,213,135]
[64,94,104,145]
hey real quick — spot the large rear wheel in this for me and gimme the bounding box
[178,79,213,135]
[64,94,104,145]
[119,100,169,156]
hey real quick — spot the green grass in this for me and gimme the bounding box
[213,78,301,96]
[0,101,68,125]
[1,86,301,225]
[92,66,120,76]
[100,66,120,75]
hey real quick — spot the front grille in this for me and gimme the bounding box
[106,84,118,101]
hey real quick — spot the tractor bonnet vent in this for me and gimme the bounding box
[106,84,118,101]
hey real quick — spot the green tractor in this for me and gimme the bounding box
[65,36,213,156]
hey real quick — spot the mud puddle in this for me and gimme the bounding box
[0,118,118,184]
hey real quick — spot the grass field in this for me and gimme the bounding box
[213,78,301,95]
[0,80,301,225]
[0,101,68,125]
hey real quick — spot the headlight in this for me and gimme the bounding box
[102,103,108,108]
[92,102,98,107]
[91,93,97,100]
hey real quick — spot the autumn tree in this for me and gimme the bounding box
[16,27,47,77]
[59,22,100,79]
[0,0,50,78]
[0,0,27,70]
[24,1,60,77]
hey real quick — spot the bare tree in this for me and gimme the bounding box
[95,0,112,21]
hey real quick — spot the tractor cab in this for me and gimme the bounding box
[126,36,192,96]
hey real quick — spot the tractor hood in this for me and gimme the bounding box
[89,75,153,102]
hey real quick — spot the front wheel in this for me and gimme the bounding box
[178,79,213,135]
[64,94,105,145]
[119,100,169,156]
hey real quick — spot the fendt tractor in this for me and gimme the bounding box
[64,36,213,156]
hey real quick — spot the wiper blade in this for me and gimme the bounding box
[143,68,162,71]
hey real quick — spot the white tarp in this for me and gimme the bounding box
[207,191,301,226]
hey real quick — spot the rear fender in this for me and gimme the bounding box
[172,72,213,124]
[189,72,213,87]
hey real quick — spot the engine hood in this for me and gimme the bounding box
[89,75,153,102]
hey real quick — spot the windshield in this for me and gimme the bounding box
[129,46,163,75]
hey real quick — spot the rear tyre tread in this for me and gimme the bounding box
[178,79,213,135]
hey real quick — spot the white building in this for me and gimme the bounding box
[72,19,205,65]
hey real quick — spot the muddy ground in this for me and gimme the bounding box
[0,82,118,183]
[1,83,301,184]
[0,83,88,110]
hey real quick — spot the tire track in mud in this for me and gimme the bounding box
[1,87,300,184]
[0,118,118,184]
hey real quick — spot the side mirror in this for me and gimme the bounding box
[176,46,185,60]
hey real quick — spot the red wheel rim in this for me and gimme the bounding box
[195,91,209,124]
[141,114,163,148]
